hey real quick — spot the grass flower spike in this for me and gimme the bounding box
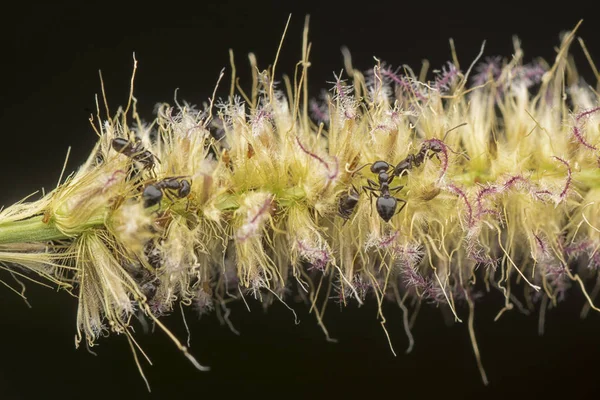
[1,18,600,387]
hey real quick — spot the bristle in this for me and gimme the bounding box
[1,22,599,387]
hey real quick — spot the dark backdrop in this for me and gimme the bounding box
[1,2,599,399]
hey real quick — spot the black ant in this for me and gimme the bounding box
[362,160,406,222]
[392,123,468,178]
[347,150,438,223]
[142,177,191,208]
[111,138,157,171]
[392,140,444,178]
[345,124,468,223]
[338,185,360,223]
[122,249,159,304]
[133,268,158,303]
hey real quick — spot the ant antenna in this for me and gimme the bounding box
[345,162,372,175]
[442,122,468,141]
[458,151,471,161]
[442,122,470,161]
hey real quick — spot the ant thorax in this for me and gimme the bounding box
[142,177,192,209]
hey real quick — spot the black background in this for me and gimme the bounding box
[1,1,600,399]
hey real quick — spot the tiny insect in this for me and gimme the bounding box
[338,185,360,223]
[144,240,162,271]
[392,123,468,178]
[221,148,233,170]
[392,140,444,178]
[124,257,159,304]
[362,160,406,222]
[111,137,157,171]
[142,177,191,208]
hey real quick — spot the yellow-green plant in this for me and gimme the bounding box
[1,18,599,388]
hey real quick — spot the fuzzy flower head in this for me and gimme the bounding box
[47,161,129,237]
[108,201,153,254]
[234,191,274,242]
[2,21,600,388]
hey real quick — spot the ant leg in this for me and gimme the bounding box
[162,190,185,214]
[149,196,163,213]
[368,191,380,218]
[365,178,378,189]
[362,186,380,199]
[162,190,180,214]
[362,182,379,197]
[362,186,379,217]
[164,190,176,203]
[146,166,157,180]
[394,198,407,216]
[390,185,404,193]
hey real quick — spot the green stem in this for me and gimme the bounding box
[0,216,69,244]
[0,186,310,246]
[575,168,600,190]
[214,186,307,211]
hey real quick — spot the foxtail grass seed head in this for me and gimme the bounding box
[2,19,600,387]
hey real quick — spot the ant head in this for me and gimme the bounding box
[426,140,443,153]
[111,137,132,152]
[178,179,192,197]
[370,160,391,174]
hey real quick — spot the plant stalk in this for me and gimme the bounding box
[0,216,69,244]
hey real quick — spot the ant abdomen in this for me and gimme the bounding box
[111,138,156,171]
[376,196,398,222]
[338,185,360,222]
[142,177,192,208]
